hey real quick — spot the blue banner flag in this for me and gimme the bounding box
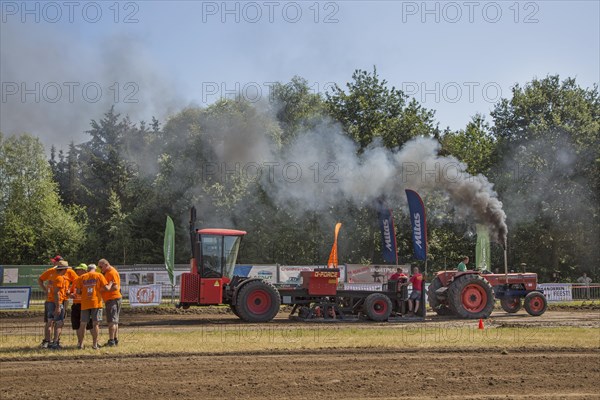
[376,200,398,264]
[405,189,427,260]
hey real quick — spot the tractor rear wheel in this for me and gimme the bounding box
[524,292,547,316]
[447,274,495,319]
[236,280,281,323]
[364,293,393,322]
[500,296,522,313]
[428,276,454,316]
[230,305,240,318]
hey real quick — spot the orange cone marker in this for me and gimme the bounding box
[478,319,484,330]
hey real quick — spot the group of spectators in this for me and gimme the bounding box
[37,255,122,350]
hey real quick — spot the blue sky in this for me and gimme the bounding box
[1,1,599,148]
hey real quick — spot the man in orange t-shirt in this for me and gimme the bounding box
[99,259,122,346]
[38,257,77,348]
[74,266,113,349]
[49,262,71,349]
[70,264,93,333]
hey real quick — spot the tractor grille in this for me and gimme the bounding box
[180,273,200,303]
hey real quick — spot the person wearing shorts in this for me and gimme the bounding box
[38,257,76,348]
[37,255,62,348]
[99,259,122,347]
[408,266,423,316]
[75,266,113,349]
[70,264,93,334]
[49,262,71,349]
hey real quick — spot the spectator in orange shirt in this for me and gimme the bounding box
[49,262,71,349]
[70,264,93,334]
[99,259,122,346]
[37,255,62,348]
[37,256,76,348]
[74,265,114,349]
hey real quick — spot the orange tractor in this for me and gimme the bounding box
[427,270,548,318]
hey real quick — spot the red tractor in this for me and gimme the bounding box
[177,208,281,322]
[177,208,421,322]
[427,270,548,319]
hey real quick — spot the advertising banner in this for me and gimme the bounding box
[279,265,346,284]
[405,189,427,260]
[345,264,409,284]
[376,201,398,264]
[128,284,162,306]
[0,287,31,309]
[537,283,572,302]
[476,224,491,272]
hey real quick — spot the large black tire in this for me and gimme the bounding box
[230,305,240,318]
[364,293,393,322]
[235,280,281,322]
[500,296,522,313]
[524,292,547,316]
[428,276,454,316]
[447,274,495,319]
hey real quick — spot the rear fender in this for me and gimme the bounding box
[436,270,481,286]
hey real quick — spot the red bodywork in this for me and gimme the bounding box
[435,270,538,289]
[301,269,340,296]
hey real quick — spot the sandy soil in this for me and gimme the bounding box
[1,348,599,399]
[1,310,599,399]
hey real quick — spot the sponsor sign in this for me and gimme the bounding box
[0,287,31,309]
[405,189,427,260]
[376,202,398,264]
[279,265,346,284]
[346,264,410,284]
[128,284,162,306]
[537,283,572,302]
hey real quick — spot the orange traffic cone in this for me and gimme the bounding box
[478,319,484,330]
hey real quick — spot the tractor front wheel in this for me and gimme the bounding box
[235,280,281,323]
[500,296,522,313]
[364,293,393,322]
[524,292,547,316]
[447,274,495,319]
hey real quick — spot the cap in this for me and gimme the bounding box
[74,263,88,271]
[56,260,69,269]
[51,255,63,263]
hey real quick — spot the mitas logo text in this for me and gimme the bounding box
[383,220,393,252]
[413,213,422,249]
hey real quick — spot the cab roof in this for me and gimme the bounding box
[197,228,247,236]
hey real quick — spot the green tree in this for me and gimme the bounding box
[0,133,87,264]
[441,114,497,175]
[491,76,600,279]
[326,68,437,150]
[268,76,326,143]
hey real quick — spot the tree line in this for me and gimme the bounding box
[1,71,598,282]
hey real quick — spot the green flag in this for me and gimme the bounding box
[476,224,491,272]
[164,216,175,286]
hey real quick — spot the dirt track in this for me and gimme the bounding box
[1,310,599,399]
[1,348,599,399]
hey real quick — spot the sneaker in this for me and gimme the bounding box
[92,344,100,350]
[106,339,116,347]
[49,342,62,350]
[40,340,49,349]
[114,337,119,346]
[77,344,84,350]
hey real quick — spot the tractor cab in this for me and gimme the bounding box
[179,207,246,307]
[193,229,246,280]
